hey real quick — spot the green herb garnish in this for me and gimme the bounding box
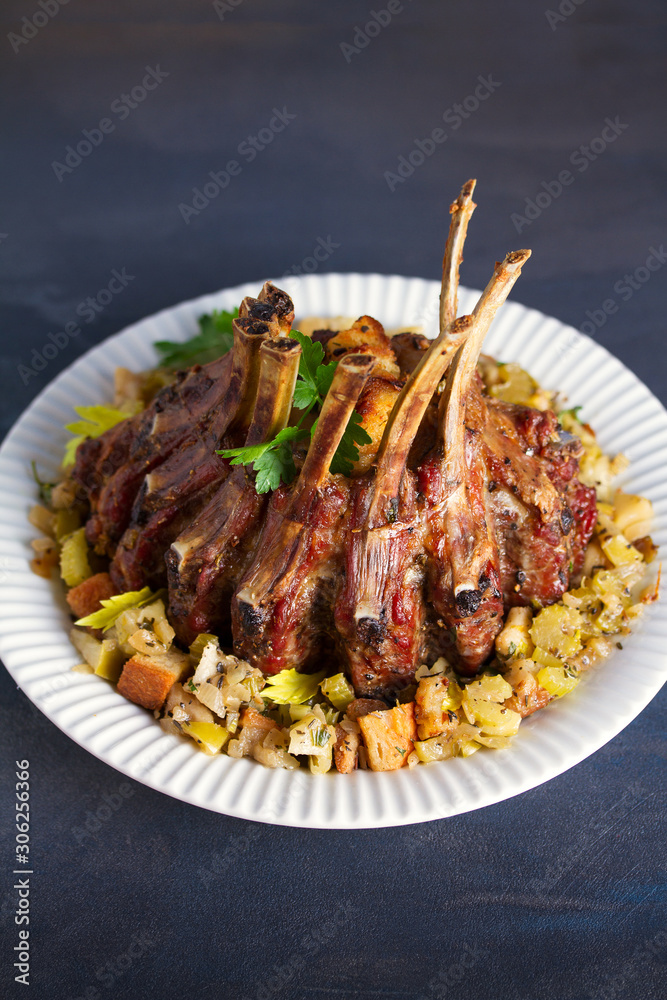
[31,461,55,505]
[154,308,238,369]
[220,425,308,494]
[558,405,582,424]
[290,331,338,412]
[217,329,371,492]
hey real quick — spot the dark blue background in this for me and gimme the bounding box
[1,2,665,998]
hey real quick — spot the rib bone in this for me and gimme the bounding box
[170,337,302,569]
[439,178,477,332]
[166,338,302,643]
[440,249,532,483]
[367,181,479,527]
[232,353,374,672]
[109,312,284,589]
[427,249,532,672]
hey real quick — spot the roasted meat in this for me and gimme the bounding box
[72,180,598,697]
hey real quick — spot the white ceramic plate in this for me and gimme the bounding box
[1,273,666,829]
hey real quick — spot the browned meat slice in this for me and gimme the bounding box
[420,248,531,676]
[166,338,302,644]
[70,181,600,704]
[390,331,430,375]
[334,182,482,693]
[232,355,374,674]
[73,283,292,564]
[481,397,596,608]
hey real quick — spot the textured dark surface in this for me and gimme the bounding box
[1,2,666,998]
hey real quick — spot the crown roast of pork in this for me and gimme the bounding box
[73,180,597,697]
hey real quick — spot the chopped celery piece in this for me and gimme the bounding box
[189,632,219,662]
[69,628,124,681]
[94,640,126,683]
[60,528,92,587]
[319,705,340,725]
[532,646,564,669]
[462,699,521,737]
[530,605,583,659]
[320,672,354,711]
[441,680,463,711]
[489,363,537,404]
[75,587,156,631]
[309,744,334,775]
[414,736,455,763]
[464,674,513,703]
[537,666,579,698]
[601,533,643,567]
[182,720,230,755]
[288,703,313,723]
[262,668,326,705]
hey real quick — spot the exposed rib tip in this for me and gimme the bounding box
[339,352,375,373]
[233,316,273,337]
[261,338,301,356]
[450,315,473,335]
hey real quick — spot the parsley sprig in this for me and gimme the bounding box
[221,425,308,494]
[154,308,238,368]
[217,330,371,492]
[558,405,582,424]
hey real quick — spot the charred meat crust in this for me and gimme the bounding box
[72,189,597,697]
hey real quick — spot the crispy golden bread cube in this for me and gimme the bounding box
[353,376,403,473]
[503,659,552,718]
[325,316,400,380]
[357,703,417,771]
[117,649,190,711]
[239,705,278,737]
[66,572,117,620]
[333,725,360,773]
[227,706,280,759]
[415,676,458,740]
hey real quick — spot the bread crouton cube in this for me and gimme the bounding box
[325,316,400,380]
[353,377,403,473]
[66,572,117,620]
[117,649,190,711]
[228,706,279,759]
[357,703,417,771]
[415,676,458,740]
[503,659,552,718]
[333,725,360,773]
